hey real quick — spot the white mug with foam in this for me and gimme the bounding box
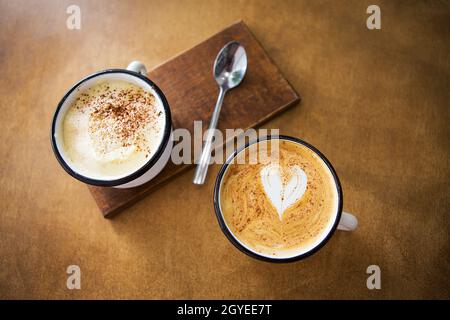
[51,61,173,188]
[213,135,358,262]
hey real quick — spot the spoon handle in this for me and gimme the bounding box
[193,87,226,185]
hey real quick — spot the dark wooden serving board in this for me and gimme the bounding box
[89,21,300,218]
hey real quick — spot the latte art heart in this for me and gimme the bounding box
[260,164,308,220]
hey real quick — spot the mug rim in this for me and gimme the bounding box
[50,69,172,187]
[213,135,343,263]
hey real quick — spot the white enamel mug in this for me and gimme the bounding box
[51,61,173,188]
[213,135,358,262]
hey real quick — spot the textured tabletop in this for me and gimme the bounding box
[0,0,448,299]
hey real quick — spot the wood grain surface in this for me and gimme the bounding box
[89,21,299,217]
[0,0,448,299]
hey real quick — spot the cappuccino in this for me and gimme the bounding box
[219,139,339,258]
[58,80,165,180]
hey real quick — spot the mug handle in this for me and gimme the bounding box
[127,61,148,77]
[337,211,358,231]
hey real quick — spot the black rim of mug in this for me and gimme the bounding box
[213,135,343,263]
[50,69,172,187]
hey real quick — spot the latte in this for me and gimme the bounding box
[219,139,339,258]
[58,80,165,180]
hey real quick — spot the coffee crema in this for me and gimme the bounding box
[60,80,165,180]
[219,140,339,258]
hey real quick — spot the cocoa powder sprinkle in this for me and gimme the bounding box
[79,82,161,156]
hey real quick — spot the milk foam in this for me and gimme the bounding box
[260,164,307,220]
[60,80,165,180]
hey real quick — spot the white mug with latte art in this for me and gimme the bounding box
[51,61,173,188]
[213,135,358,262]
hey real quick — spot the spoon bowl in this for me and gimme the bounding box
[214,41,247,90]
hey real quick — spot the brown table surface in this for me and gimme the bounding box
[0,0,448,299]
